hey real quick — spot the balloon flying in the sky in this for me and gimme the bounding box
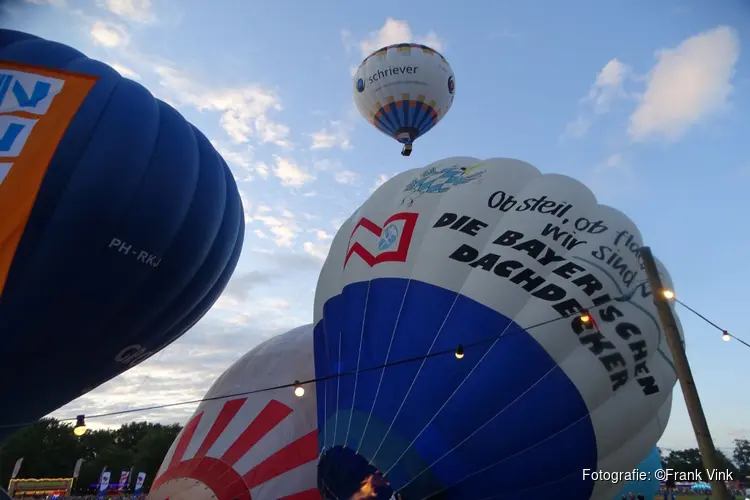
[0,29,244,438]
[150,324,320,500]
[313,157,682,499]
[353,43,455,157]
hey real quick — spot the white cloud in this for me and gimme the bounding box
[107,62,140,80]
[587,153,636,204]
[354,18,445,58]
[371,173,394,193]
[586,58,630,114]
[310,121,352,150]
[303,241,332,261]
[252,205,301,247]
[334,170,359,185]
[562,58,630,140]
[628,26,739,142]
[90,20,129,47]
[153,65,291,148]
[97,0,156,24]
[254,229,267,239]
[272,155,315,188]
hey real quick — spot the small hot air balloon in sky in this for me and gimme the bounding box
[150,324,319,500]
[313,157,682,499]
[353,43,455,157]
[612,447,663,500]
[0,29,244,437]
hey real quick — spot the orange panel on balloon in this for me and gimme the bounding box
[0,61,97,295]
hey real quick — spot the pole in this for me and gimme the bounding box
[640,246,730,500]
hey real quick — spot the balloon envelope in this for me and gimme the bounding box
[150,324,319,500]
[353,43,455,155]
[0,29,244,437]
[313,157,681,499]
[612,447,662,499]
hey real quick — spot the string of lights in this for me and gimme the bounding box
[1,286,747,435]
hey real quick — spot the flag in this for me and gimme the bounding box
[72,458,84,479]
[10,458,23,479]
[97,471,110,499]
[133,472,146,496]
[118,471,129,491]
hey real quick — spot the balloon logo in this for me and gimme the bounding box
[378,224,400,251]
[356,78,365,93]
[150,397,319,500]
[448,76,455,94]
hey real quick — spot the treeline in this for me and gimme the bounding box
[0,419,181,494]
[0,418,748,494]
[661,440,750,482]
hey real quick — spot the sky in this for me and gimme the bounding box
[2,0,749,455]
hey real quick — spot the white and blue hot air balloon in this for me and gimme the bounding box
[313,157,682,499]
[353,44,455,157]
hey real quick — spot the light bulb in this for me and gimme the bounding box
[455,345,465,359]
[580,312,591,323]
[293,381,305,397]
[662,289,675,299]
[722,331,731,342]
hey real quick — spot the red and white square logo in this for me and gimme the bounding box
[344,212,419,268]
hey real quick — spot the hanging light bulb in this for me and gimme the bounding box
[455,344,465,359]
[579,312,591,324]
[722,331,731,342]
[73,415,87,436]
[293,381,305,397]
[662,289,675,299]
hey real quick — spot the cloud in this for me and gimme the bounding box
[303,241,331,261]
[628,26,740,142]
[310,121,352,150]
[107,62,140,80]
[251,204,301,247]
[272,155,315,188]
[587,153,636,204]
[97,0,156,24]
[346,18,445,59]
[24,0,67,7]
[562,58,630,140]
[90,20,129,47]
[370,173,395,193]
[153,65,292,148]
[221,270,274,302]
[334,170,359,185]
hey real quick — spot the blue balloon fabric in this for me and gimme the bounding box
[0,29,244,438]
[612,447,663,499]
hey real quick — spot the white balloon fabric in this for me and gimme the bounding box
[353,43,455,156]
[149,325,320,500]
[313,157,681,500]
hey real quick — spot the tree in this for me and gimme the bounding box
[733,438,750,480]
[0,418,182,494]
[662,448,738,480]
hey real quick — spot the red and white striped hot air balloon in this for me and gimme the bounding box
[149,324,320,500]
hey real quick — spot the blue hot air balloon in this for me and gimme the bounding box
[612,447,663,499]
[0,29,244,437]
[313,157,681,499]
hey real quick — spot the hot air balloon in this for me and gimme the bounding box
[313,157,681,499]
[612,447,662,500]
[0,30,244,438]
[150,324,319,500]
[353,44,455,157]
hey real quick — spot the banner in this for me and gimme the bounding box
[0,62,97,295]
[72,458,84,479]
[10,458,23,479]
[97,471,110,499]
[133,472,146,496]
[118,471,129,491]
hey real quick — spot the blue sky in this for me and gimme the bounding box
[4,0,749,454]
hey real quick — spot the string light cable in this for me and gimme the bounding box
[1,285,746,432]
